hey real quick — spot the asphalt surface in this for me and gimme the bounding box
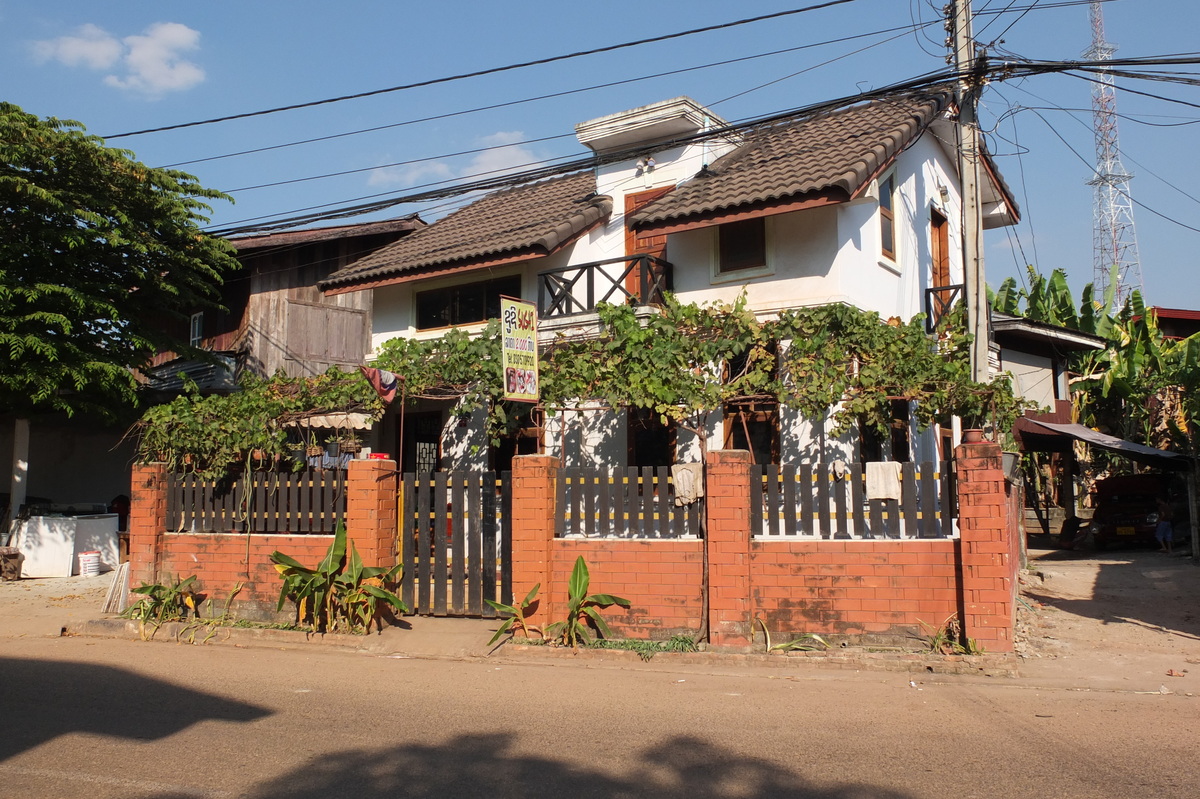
[1,547,1198,798]
[1,634,1196,799]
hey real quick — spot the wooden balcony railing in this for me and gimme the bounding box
[925,283,964,333]
[537,255,672,319]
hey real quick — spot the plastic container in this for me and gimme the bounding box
[78,550,101,577]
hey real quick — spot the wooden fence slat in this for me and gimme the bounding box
[799,464,814,536]
[624,467,637,536]
[554,466,567,539]
[835,468,850,540]
[641,467,654,539]
[416,473,432,614]
[468,472,485,616]
[941,460,955,538]
[817,465,832,540]
[651,467,667,538]
[481,471,498,616]
[750,466,764,537]
[901,463,918,538]
[598,469,612,537]
[432,472,448,616]
[287,472,299,533]
[782,465,797,537]
[766,465,781,537]
[850,463,867,539]
[500,471,513,607]
[400,474,415,611]
[583,470,596,537]
[450,473,466,613]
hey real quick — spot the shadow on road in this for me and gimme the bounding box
[144,733,915,799]
[1026,548,1200,641]
[0,657,270,762]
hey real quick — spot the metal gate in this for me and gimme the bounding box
[399,471,511,616]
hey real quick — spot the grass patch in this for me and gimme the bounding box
[585,635,699,661]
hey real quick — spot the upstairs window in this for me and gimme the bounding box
[415,275,522,331]
[189,312,204,347]
[879,172,896,261]
[718,217,766,274]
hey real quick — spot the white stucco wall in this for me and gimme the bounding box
[1000,348,1057,411]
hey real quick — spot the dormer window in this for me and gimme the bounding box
[718,217,766,274]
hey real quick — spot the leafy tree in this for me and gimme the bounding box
[0,103,239,417]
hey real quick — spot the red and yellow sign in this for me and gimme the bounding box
[501,296,539,403]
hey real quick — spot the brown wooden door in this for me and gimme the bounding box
[624,187,674,297]
[929,208,952,325]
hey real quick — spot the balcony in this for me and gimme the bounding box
[924,283,964,333]
[537,254,672,319]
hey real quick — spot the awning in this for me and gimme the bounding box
[285,412,375,431]
[1020,419,1191,470]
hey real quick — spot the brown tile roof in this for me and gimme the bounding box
[632,90,953,230]
[229,215,424,251]
[320,172,611,291]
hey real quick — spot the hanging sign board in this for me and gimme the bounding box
[501,296,539,403]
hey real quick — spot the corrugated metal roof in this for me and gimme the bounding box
[319,172,611,291]
[230,215,424,251]
[631,91,953,229]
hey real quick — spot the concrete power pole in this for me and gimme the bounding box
[949,0,990,384]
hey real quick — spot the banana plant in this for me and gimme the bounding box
[545,556,630,648]
[484,583,542,645]
[271,522,407,634]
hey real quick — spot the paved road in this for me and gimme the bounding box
[1,634,1194,799]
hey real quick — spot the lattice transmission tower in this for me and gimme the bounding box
[1085,0,1142,305]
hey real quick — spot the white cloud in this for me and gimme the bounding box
[32,23,121,69]
[369,131,538,188]
[32,22,205,98]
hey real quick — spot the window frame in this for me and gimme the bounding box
[189,311,204,348]
[878,171,897,263]
[414,274,522,332]
[714,216,772,281]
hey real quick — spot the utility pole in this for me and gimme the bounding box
[949,0,990,383]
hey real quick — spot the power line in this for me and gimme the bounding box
[163,20,935,170]
[207,71,967,236]
[105,0,1114,142]
[102,1,862,139]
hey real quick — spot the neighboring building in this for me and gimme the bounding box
[1150,307,1200,341]
[146,216,423,392]
[320,90,1021,472]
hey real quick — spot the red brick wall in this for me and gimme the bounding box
[545,539,704,638]
[127,459,400,615]
[750,540,959,638]
[522,445,1015,652]
[955,441,1016,652]
[156,533,333,605]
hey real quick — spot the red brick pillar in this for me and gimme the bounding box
[509,455,558,626]
[955,440,1015,652]
[128,462,168,587]
[346,458,398,567]
[706,450,753,649]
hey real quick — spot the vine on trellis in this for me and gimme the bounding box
[372,295,1026,446]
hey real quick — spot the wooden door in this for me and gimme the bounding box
[929,209,953,325]
[624,187,674,297]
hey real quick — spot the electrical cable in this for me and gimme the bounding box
[102,1,863,139]
[1027,108,1200,234]
[162,19,938,169]
[206,70,969,235]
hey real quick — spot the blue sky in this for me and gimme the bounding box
[4,1,1198,309]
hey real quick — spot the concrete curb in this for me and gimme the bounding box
[66,617,385,652]
[493,642,1020,676]
[64,617,1018,676]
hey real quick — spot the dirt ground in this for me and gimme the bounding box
[1017,538,1200,691]
[4,545,1200,691]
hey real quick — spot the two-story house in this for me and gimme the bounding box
[318,89,1019,473]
